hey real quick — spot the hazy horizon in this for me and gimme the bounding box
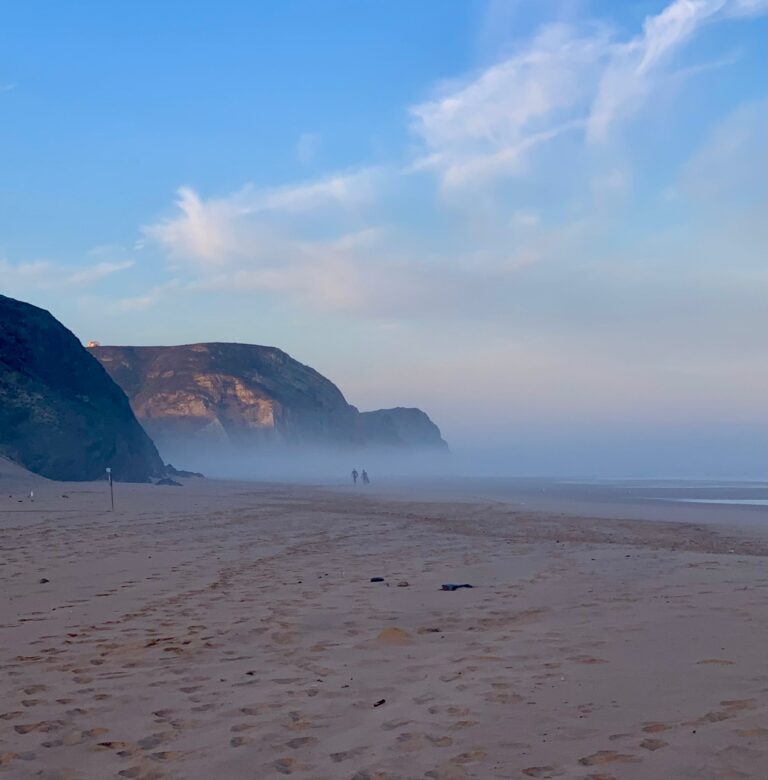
[153,432,767,483]
[2,0,766,478]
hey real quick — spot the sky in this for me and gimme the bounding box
[1,0,767,477]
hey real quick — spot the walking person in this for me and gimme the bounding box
[361,469,369,485]
[351,468,358,485]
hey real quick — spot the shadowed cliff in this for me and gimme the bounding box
[0,295,166,481]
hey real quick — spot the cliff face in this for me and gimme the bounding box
[0,295,166,482]
[359,408,447,449]
[90,343,360,450]
[89,343,447,454]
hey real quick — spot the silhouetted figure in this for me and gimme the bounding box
[351,469,359,485]
[361,469,370,485]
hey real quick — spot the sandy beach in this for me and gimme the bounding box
[1,466,767,779]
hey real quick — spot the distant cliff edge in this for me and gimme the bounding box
[89,343,448,456]
[0,295,166,481]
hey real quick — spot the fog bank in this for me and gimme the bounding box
[160,422,767,483]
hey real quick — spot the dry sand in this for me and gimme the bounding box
[1,461,767,779]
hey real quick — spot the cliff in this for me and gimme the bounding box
[0,295,166,482]
[89,343,447,455]
[359,407,447,449]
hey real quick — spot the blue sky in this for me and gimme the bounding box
[2,0,767,473]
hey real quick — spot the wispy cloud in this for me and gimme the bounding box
[114,280,180,312]
[411,24,606,189]
[65,260,134,287]
[586,0,760,142]
[409,0,765,190]
[0,257,134,291]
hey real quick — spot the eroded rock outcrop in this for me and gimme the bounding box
[89,343,447,455]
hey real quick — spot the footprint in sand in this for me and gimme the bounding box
[451,750,487,765]
[273,756,306,774]
[283,711,313,731]
[286,736,317,749]
[578,750,640,766]
[395,732,425,752]
[449,720,478,731]
[230,722,258,733]
[14,720,65,734]
[382,719,412,730]
[239,705,267,716]
[642,722,672,734]
[0,711,23,721]
[330,746,368,762]
[426,736,454,747]
[720,699,756,711]
[521,767,562,778]
[95,740,134,754]
[639,738,668,751]
[737,727,768,737]
[150,750,181,761]
[117,769,143,779]
[137,733,174,750]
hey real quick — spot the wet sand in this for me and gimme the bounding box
[1,465,767,779]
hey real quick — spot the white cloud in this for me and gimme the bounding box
[143,168,383,268]
[143,187,241,266]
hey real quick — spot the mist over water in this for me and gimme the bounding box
[448,425,768,482]
[161,442,452,483]
[159,421,768,484]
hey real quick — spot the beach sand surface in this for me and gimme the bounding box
[1,462,767,779]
